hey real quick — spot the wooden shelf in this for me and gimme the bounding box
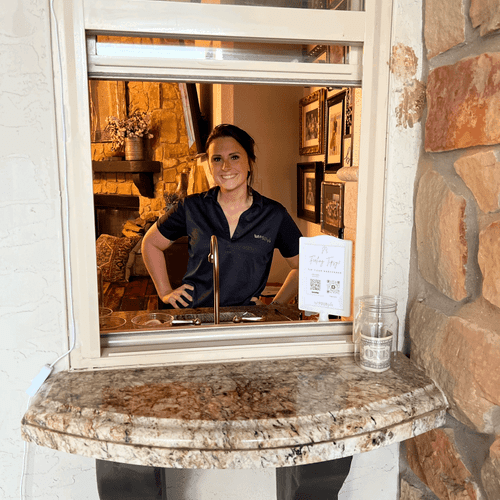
[92,161,161,198]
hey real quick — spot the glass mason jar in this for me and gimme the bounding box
[353,295,398,372]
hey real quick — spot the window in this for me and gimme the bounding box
[53,0,393,369]
[135,0,364,11]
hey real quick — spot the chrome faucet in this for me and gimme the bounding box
[208,235,220,325]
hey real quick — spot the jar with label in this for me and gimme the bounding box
[353,295,398,372]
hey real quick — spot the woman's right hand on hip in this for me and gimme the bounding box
[161,284,194,308]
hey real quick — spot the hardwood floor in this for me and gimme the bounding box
[103,277,158,312]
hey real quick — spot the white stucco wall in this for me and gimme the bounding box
[381,0,424,350]
[2,0,422,498]
[1,1,100,499]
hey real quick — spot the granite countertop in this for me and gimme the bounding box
[21,352,447,469]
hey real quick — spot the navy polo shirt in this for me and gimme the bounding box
[156,187,302,308]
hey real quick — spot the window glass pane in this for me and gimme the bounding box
[152,0,364,10]
[96,36,351,66]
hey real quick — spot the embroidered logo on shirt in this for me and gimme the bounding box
[254,234,271,244]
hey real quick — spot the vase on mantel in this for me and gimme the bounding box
[124,137,144,161]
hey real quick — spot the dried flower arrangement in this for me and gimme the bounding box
[163,192,181,213]
[105,111,154,151]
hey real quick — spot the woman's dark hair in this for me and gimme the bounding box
[205,124,256,188]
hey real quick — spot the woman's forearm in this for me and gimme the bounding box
[272,268,299,305]
[141,234,173,299]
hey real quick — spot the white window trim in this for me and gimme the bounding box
[87,44,363,86]
[51,0,393,370]
[83,1,366,44]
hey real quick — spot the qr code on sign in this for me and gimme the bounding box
[310,279,321,293]
[327,280,340,295]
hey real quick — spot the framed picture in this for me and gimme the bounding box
[88,80,127,143]
[344,87,353,136]
[321,181,345,237]
[179,83,209,155]
[299,89,325,156]
[343,136,352,167]
[327,45,347,64]
[325,91,345,172]
[297,162,324,223]
[307,44,327,63]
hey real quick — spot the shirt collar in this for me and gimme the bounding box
[204,186,263,209]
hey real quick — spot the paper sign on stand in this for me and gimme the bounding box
[298,235,353,321]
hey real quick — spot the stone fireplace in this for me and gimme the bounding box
[94,194,140,238]
[90,40,210,234]
[90,65,209,286]
[91,80,209,219]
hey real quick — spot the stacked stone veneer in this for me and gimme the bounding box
[405,1,500,499]
[92,81,208,221]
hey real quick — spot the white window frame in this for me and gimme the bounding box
[52,0,393,370]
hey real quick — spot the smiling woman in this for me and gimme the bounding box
[208,127,254,198]
[141,124,301,310]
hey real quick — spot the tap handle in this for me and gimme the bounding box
[209,235,220,325]
[208,235,218,263]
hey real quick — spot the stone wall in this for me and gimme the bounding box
[90,35,210,223]
[92,80,210,222]
[406,1,500,499]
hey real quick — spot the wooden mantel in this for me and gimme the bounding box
[92,160,161,198]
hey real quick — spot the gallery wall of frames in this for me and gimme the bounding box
[297,87,355,237]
